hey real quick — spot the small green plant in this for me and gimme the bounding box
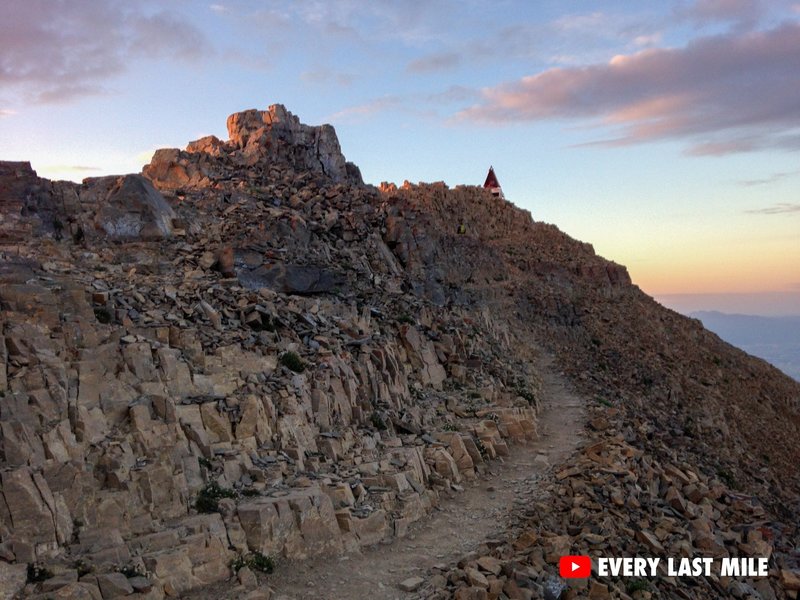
[260,315,276,332]
[516,388,536,404]
[248,314,275,332]
[475,438,488,458]
[627,579,650,594]
[370,412,387,431]
[74,559,93,578]
[717,468,737,488]
[118,564,146,578]
[231,555,247,573]
[94,307,112,324]
[596,397,613,408]
[231,552,275,574]
[195,481,237,513]
[279,351,305,373]
[468,391,482,399]
[442,423,459,432]
[248,552,275,573]
[198,456,213,470]
[27,563,53,583]
[397,314,415,325]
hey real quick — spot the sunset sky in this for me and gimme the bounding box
[1,1,798,314]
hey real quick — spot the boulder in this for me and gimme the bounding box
[141,148,193,189]
[83,174,175,239]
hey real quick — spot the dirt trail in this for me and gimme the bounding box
[269,359,586,600]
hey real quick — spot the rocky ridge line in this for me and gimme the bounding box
[0,105,548,599]
[0,103,798,600]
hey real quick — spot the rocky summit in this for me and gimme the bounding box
[0,104,798,600]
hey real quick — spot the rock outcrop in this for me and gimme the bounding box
[143,104,362,191]
[0,162,77,246]
[0,164,175,247]
[0,104,798,600]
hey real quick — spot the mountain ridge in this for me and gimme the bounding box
[0,104,798,599]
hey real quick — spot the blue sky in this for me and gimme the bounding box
[1,0,799,313]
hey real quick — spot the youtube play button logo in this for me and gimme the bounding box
[559,555,591,578]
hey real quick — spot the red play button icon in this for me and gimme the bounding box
[559,555,591,578]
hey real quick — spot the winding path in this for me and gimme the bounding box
[269,359,586,599]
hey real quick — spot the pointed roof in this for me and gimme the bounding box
[483,166,500,189]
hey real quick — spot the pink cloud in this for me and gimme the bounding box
[1,0,212,104]
[458,22,800,155]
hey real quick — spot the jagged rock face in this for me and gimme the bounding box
[0,238,539,597]
[0,152,543,598]
[0,162,175,245]
[2,104,799,599]
[143,103,362,190]
[225,105,346,181]
[0,162,78,245]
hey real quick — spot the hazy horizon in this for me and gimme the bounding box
[656,292,800,318]
[686,310,800,381]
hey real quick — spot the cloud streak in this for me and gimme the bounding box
[746,203,800,214]
[739,169,799,186]
[1,0,212,104]
[327,96,404,123]
[457,21,800,155]
[407,52,461,74]
[674,0,766,28]
[300,69,355,86]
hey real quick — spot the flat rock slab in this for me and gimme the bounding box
[239,264,345,295]
[398,576,425,592]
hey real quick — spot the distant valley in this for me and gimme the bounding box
[691,311,800,381]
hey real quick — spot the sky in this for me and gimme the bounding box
[1,0,799,315]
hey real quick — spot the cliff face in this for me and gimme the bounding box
[0,105,798,599]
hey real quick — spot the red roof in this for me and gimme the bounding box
[483,166,500,189]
